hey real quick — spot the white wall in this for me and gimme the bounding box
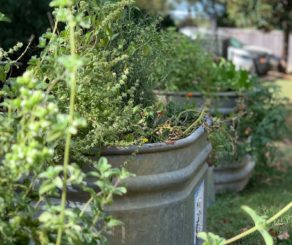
[218,28,292,72]
[180,27,292,72]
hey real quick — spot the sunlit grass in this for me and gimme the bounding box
[274,79,292,102]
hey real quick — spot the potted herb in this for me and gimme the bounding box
[237,82,287,165]
[153,30,257,194]
[29,1,213,244]
[213,80,287,193]
[153,31,252,115]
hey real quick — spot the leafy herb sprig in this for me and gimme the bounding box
[0,1,130,244]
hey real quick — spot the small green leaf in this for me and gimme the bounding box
[260,228,274,245]
[242,206,264,224]
[54,176,63,189]
[96,157,111,172]
[198,232,225,245]
[107,218,123,228]
[50,0,71,7]
[39,182,56,195]
[39,211,52,223]
[242,206,273,245]
[0,12,10,22]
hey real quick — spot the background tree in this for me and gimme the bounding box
[226,0,292,64]
[136,0,169,13]
[198,0,225,32]
[174,0,225,29]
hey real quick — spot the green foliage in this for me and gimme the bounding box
[30,0,201,154]
[226,0,292,31]
[136,0,169,12]
[152,29,284,166]
[0,70,129,243]
[150,30,252,165]
[153,30,215,92]
[209,80,287,167]
[32,0,155,151]
[153,30,252,93]
[150,31,251,166]
[198,233,225,245]
[0,42,23,84]
[0,0,134,243]
[207,117,237,165]
[242,206,273,245]
[0,12,10,23]
[209,59,252,92]
[238,83,287,165]
[226,0,273,29]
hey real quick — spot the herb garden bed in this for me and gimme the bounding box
[0,0,290,243]
[155,90,244,115]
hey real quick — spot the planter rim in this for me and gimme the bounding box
[87,124,208,156]
[154,90,244,98]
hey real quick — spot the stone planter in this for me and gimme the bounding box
[214,155,255,193]
[155,90,244,115]
[69,126,212,245]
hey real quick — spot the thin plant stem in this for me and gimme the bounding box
[56,10,77,245]
[267,202,292,224]
[224,202,292,244]
[224,227,257,244]
[183,106,206,136]
[80,197,93,217]
[15,35,34,63]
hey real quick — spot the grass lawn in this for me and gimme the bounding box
[207,79,292,244]
[274,79,292,102]
[207,145,292,244]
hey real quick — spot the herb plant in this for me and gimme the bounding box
[207,118,238,165]
[153,30,252,93]
[206,80,287,167]
[209,59,252,92]
[152,28,286,168]
[0,1,130,244]
[30,0,203,156]
[237,82,287,165]
[0,2,208,243]
[152,30,215,92]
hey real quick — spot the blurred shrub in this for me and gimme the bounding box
[153,30,252,93]
[238,83,287,165]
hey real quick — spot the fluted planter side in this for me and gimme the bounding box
[214,155,255,193]
[69,126,212,245]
